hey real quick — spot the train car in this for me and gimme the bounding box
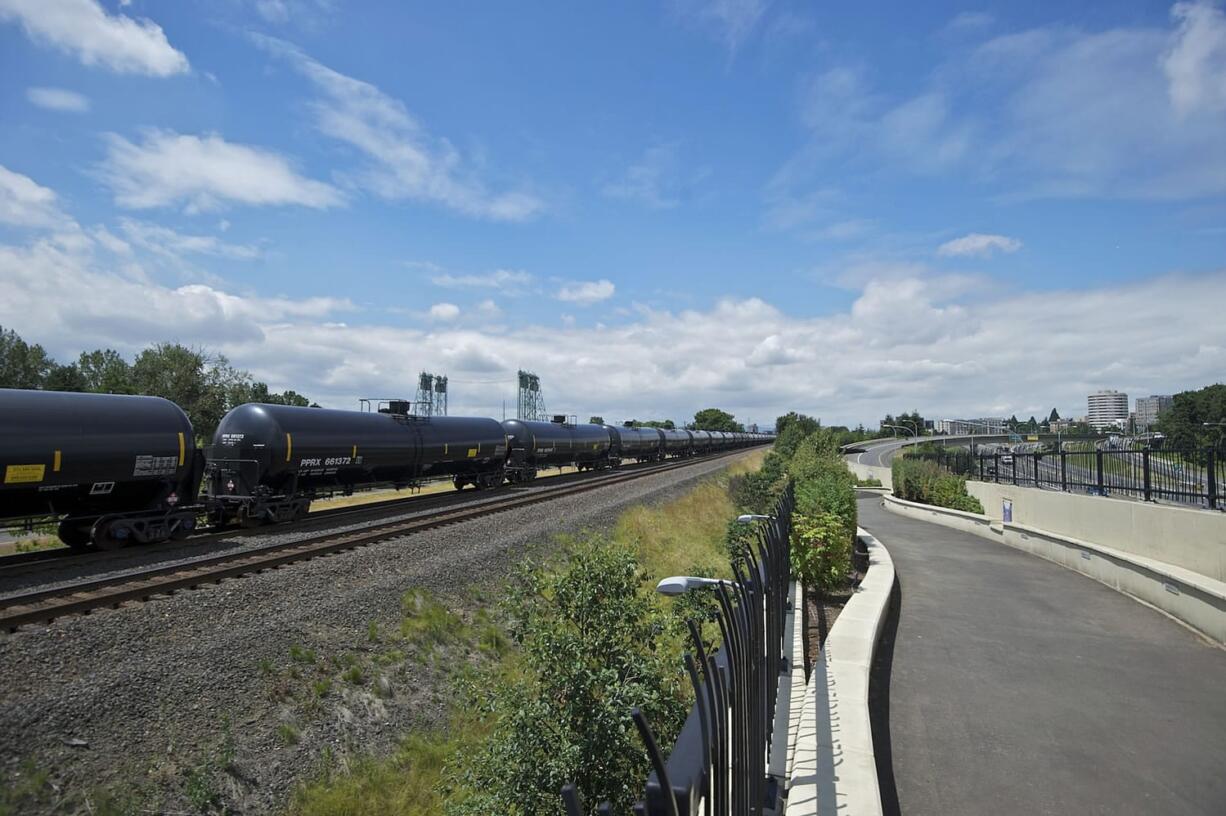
[603,423,664,464]
[208,401,507,525]
[501,416,613,481]
[0,389,204,549]
[690,430,713,455]
[661,429,692,458]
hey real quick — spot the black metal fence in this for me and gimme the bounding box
[911,447,1224,510]
[561,483,795,816]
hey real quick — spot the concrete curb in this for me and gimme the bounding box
[882,493,1226,645]
[785,529,895,815]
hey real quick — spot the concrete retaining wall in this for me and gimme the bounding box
[846,461,892,491]
[883,494,1226,645]
[965,482,1226,582]
[785,530,895,815]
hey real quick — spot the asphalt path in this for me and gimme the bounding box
[859,493,1226,816]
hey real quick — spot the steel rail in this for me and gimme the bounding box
[0,448,754,630]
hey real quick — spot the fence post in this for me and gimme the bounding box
[1209,449,1218,510]
[1142,449,1152,502]
[1060,450,1067,492]
[994,453,1000,483]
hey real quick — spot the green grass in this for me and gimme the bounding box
[399,589,466,646]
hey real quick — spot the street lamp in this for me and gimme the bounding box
[736,514,774,523]
[655,575,736,596]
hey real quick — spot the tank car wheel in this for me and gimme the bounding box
[57,520,94,550]
[91,520,130,551]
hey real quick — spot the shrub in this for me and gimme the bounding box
[791,511,853,595]
[891,458,984,514]
[445,541,688,815]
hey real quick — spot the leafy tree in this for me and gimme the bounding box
[691,407,744,432]
[0,325,55,389]
[77,349,133,394]
[588,415,604,425]
[633,419,675,430]
[43,363,87,392]
[775,411,820,439]
[1157,384,1226,451]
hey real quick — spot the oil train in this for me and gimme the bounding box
[0,390,773,550]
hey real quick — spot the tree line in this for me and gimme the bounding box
[0,325,313,441]
[1157,384,1226,451]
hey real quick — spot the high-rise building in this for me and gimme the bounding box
[1087,390,1129,429]
[935,417,1008,435]
[1135,395,1173,431]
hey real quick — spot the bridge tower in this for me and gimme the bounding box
[516,370,548,421]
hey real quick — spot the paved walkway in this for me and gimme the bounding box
[857,494,1226,816]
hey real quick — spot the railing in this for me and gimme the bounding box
[561,483,795,816]
[911,447,1224,510]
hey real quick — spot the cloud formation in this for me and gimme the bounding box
[98,129,343,213]
[26,86,90,112]
[0,0,188,76]
[430,269,532,291]
[254,35,544,221]
[779,2,1226,201]
[118,218,262,261]
[0,164,73,230]
[937,233,1022,258]
[603,143,686,209]
[429,302,460,321]
[556,279,615,305]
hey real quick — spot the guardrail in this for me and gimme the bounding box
[561,483,795,816]
[911,447,1223,510]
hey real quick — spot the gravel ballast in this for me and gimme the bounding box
[0,451,754,814]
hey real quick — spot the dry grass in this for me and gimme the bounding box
[309,467,582,512]
[613,478,738,582]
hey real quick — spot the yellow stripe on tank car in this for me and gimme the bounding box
[352,444,358,459]
[467,448,478,458]
[53,450,62,472]
[286,433,293,463]
[177,433,185,466]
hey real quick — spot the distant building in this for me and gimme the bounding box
[1049,418,1074,432]
[1087,390,1129,429]
[935,417,1009,435]
[1134,395,1173,431]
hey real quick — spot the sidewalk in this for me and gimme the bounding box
[857,494,1226,816]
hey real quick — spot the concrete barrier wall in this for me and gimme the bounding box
[785,530,894,816]
[965,482,1226,582]
[846,461,892,491]
[883,494,1226,645]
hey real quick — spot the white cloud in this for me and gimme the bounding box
[945,11,994,33]
[90,226,131,255]
[0,164,74,229]
[430,268,532,290]
[0,0,188,76]
[26,86,90,112]
[781,4,1226,201]
[476,299,501,317]
[254,35,543,221]
[937,233,1023,258]
[556,279,615,305]
[1,216,1224,427]
[603,143,687,209]
[119,218,262,261]
[98,129,343,212]
[429,302,460,320]
[1164,1,1226,116]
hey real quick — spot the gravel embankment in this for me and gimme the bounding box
[0,451,752,815]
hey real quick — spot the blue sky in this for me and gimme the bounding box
[1,0,1224,428]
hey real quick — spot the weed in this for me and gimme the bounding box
[258,658,274,675]
[313,679,333,698]
[278,723,302,746]
[399,589,465,646]
[290,644,317,664]
[342,665,365,685]
[367,621,379,643]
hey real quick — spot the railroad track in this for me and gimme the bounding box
[0,449,749,630]
[0,456,694,579]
